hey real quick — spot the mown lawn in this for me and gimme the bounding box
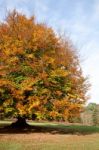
[0,120,99,150]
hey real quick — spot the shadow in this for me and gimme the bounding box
[0,123,99,135]
[0,125,69,134]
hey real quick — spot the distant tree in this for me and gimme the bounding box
[0,10,89,128]
[93,107,98,126]
[86,103,97,111]
[84,103,99,126]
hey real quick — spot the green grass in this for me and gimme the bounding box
[29,121,99,134]
[0,120,12,126]
[1,120,99,150]
[0,142,22,150]
[1,141,99,150]
[1,120,99,134]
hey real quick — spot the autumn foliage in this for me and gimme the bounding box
[0,10,89,121]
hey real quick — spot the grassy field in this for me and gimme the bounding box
[0,120,99,150]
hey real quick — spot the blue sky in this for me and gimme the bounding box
[0,0,99,104]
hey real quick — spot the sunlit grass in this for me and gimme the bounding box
[1,120,99,150]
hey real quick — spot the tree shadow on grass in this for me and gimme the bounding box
[0,122,99,135]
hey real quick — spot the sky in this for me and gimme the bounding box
[0,0,99,104]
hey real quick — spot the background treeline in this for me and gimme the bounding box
[81,103,99,126]
[69,103,99,126]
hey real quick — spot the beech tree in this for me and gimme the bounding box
[0,10,89,127]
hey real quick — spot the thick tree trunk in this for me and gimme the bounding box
[11,116,29,128]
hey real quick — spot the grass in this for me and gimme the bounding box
[1,120,99,150]
[29,121,99,134]
[1,120,99,134]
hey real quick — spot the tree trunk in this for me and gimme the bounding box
[11,116,29,128]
